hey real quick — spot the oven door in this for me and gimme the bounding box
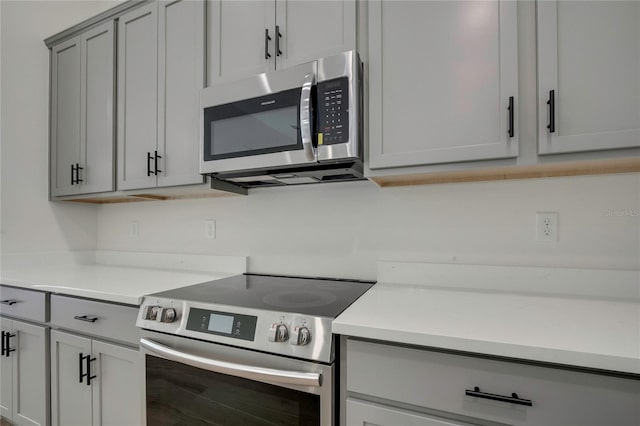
[139,331,334,426]
[200,60,318,175]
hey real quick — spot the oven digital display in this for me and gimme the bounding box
[208,313,234,334]
[186,308,257,341]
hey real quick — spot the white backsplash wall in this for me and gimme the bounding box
[0,1,118,254]
[97,173,640,280]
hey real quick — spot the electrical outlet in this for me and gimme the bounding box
[536,212,558,242]
[129,220,139,239]
[204,220,216,239]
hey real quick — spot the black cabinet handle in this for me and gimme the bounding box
[4,332,15,357]
[75,163,84,183]
[79,352,85,383]
[86,355,97,386]
[507,96,515,138]
[547,89,555,133]
[275,25,282,56]
[1,331,5,356]
[465,386,532,407]
[0,299,19,306]
[74,315,98,323]
[147,152,153,177]
[265,28,272,60]
[154,151,162,175]
[71,164,76,185]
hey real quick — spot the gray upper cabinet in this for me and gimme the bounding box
[117,2,159,191]
[207,0,355,85]
[273,0,356,70]
[118,0,204,191]
[207,0,275,85]
[51,37,81,197]
[537,1,640,155]
[157,0,206,188]
[368,0,519,170]
[50,21,115,197]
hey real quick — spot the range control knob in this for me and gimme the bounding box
[291,326,311,346]
[268,323,289,342]
[161,308,177,323]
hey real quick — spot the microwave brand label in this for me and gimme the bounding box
[261,100,276,106]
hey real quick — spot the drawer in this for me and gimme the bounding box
[51,295,139,346]
[0,285,48,322]
[347,340,640,426]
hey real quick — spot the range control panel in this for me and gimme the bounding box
[136,298,334,362]
[317,77,349,145]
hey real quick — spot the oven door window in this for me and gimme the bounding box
[203,88,302,161]
[146,355,320,426]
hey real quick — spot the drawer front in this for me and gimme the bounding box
[347,340,640,426]
[51,295,139,346]
[0,286,48,322]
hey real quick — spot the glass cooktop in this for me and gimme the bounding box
[149,273,374,318]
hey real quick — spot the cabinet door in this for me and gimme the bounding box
[51,330,92,426]
[0,318,13,421]
[538,1,640,154]
[207,0,275,85]
[51,37,81,196]
[117,2,159,190]
[346,398,473,426]
[274,0,356,69]
[12,320,48,426]
[157,0,206,188]
[79,21,115,195]
[91,340,141,426]
[368,0,518,169]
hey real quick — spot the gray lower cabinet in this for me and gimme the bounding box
[50,294,142,426]
[0,318,49,426]
[347,398,473,426]
[346,339,640,426]
[50,20,115,197]
[117,0,204,191]
[50,330,141,426]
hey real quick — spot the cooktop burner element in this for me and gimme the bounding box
[262,290,338,309]
[137,274,374,362]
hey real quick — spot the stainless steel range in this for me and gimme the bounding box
[136,273,374,426]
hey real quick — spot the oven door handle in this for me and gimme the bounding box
[140,338,322,388]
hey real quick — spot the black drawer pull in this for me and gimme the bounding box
[0,299,19,306]
[74,315,98,323]
[465,386,532,407]
[1,331,5,356]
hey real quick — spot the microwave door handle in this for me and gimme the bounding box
[300,72,317,161]
[140,338,322,388]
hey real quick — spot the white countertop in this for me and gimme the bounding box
[333,262,640,375]
[0,251,247,305]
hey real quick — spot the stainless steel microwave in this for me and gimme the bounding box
[199,51,363,188]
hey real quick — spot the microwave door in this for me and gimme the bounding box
[200,61,319,175]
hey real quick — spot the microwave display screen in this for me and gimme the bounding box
[203,87,302,161]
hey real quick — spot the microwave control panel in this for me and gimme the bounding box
[317,77,349,145]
